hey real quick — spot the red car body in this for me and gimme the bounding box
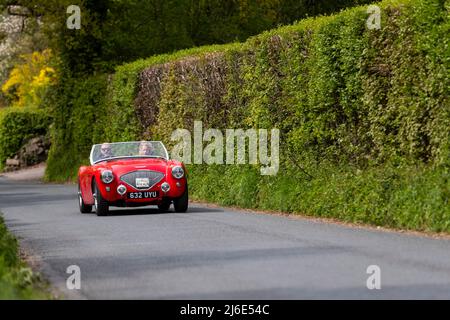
[77,142,188,216]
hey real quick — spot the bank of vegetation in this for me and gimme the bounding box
[0,215,50,299]
[0,0,448,232]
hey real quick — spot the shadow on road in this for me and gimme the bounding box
[0,192,77,209]
[104,205,223,217]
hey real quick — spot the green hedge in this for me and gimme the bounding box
[186,163,450,231]
[0,108,53,171]
[47,0,450,231]
[45,45,241,181]
[44,74,109,181]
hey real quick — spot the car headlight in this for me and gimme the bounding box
[171,166,184,179]
[101,170,114,184]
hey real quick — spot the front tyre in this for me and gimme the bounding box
[173,186,188,213]
[158,199,171,212]
[78,182,92,214]
[93,180,109,216]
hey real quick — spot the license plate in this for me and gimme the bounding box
[127,191,159,199]
[135,178,150,188]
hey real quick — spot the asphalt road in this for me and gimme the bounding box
[1,178,450,299]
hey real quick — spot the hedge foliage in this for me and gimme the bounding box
[44,73,109,180]
[47,0,450,231]
[0,108,53,170]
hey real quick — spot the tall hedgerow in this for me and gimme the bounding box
[46,0,450,232]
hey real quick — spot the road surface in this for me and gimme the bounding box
[1,178,450,299]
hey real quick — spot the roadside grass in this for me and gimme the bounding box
[187,162,450,233]
[0,214,51,299]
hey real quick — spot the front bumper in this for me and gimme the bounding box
[98,176,186,205]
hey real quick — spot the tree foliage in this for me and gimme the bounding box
[2,0,374,74]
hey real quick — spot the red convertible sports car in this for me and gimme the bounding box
[77,141,188,216]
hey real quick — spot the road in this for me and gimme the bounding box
[1,178,450,299]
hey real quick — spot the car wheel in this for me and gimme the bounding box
[157,199,171,212]
[78,183,92,214]
[173,186,188,213]
[93,180,109,216]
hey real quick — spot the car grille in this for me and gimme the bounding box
[120,170,164,190]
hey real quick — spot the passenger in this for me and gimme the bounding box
[138,141,155,156]
[99,143,113,160]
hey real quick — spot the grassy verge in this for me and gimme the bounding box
[187,162,450,233]
[0,214,51,299]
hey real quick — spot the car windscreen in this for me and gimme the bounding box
[90,141,169,164]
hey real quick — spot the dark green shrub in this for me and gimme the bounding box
[0,108,53,171]
[45,74,108,181]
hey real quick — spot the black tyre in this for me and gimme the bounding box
[93,180,109,216]
[173,187,188,213]
[78,182,92,214]
[157,199,171,212]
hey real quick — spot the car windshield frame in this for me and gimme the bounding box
[89,141,169,165]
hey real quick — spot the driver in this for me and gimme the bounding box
[138,141,155,156]
[99,142,113,160]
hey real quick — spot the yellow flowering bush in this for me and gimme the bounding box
[1,49,57,107]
